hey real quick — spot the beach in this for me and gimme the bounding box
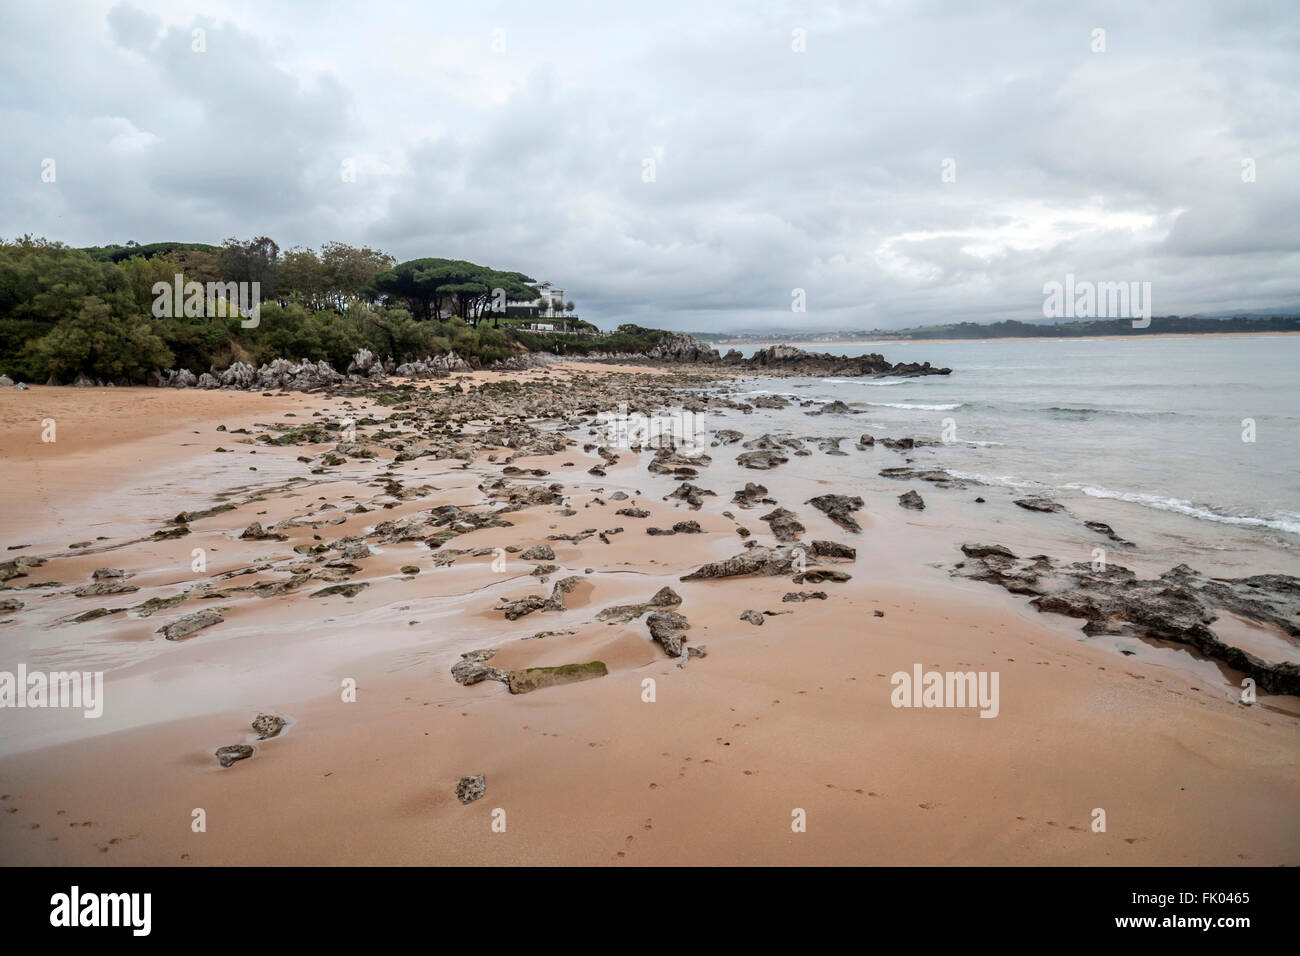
[0,358,1297,866]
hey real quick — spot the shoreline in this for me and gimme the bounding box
[1,362,1296,865]
[710,331,1300,348]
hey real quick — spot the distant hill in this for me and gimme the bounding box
[700,315,1300,343]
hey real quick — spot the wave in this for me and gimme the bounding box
[1065,484,1300,536]
[943,469,1043,489]
[820,377,909,386]
[859,401,964,411]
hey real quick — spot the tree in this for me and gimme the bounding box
[369,258,537,326]
[28,296,173,381]
[565,300,575,313]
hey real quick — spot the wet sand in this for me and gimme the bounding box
[0,364,1296,865]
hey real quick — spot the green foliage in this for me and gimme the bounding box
[28,296,174,381]
[0,234,705,383]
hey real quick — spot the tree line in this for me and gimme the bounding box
[0,235,591,383]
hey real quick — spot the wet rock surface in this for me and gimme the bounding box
[954,544,1300,694]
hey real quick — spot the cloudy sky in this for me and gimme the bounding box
[2,0,1298,332]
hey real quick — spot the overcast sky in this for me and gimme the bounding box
[2,0,1298,332]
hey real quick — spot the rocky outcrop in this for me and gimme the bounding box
[760,507,805,542]
[733,345,951,378]
[953,544,1300,695]
[806,494,864,533]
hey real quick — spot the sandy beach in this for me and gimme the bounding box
[1,361,1297,866]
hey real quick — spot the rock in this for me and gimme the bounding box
[681,544,805,580]
[215,744,253,768]
[240,522,288,541]
[456,774,486,804]
[646,610,691,656]
[73,577,139,597]
[0,375,11,387]
[309,583,368,599]
[520,544,556,561]
[794,569,852,584]
[739,609,765,626]
[157,608,224,641]
[92,567,124,580]
[879,467,973,489]
[507,661,608,694]
[953,548,1300,695]
[731,482,774,509]
[252,713,285,739]
[737,450,788,470]
[72,372,95,388]
[664,483,715,509]
[712,429,743,445]
[737,345,951,378]
[616,507,650,518]
[760,507,805,542]
[452,653,509,686]
[0,597,24,612]
[1085,520,1132,545]
[806,400,857,416]
[898,490,926,511]
[1013,497,1064,513]
[806,494,864,532]
[782,591,827,602]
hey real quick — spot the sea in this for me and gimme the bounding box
[722,335,1300,564]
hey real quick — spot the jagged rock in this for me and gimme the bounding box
[72,373,95,388]
[456,775,486,804]
[664,483,715,509]
[452,652,508,686]
[953,547,1300,694]
[646,610,691,656]
[520,544,556,561]
[597,586,681,624]
[739,609,765,626]
[215,745,254,768]
[793,569,852,584]
[806,494,864,533]
[879,467,973,489]
[760,507,805,542]
[737,449,788,470]
[157,608,224,641]
[252,713,285,739]
[782,591,827,602]
[898,490,925,511]
[806,400,857,416]
[239,522,288,541]
[810,540,855,560]
[731,482,774,509]
[712,429,743,445]
[1014,497,1064,513]
[681,545,804,581]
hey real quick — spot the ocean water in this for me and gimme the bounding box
[726,335,1300,556]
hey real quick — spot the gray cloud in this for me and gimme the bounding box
[1,0,1297,331]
